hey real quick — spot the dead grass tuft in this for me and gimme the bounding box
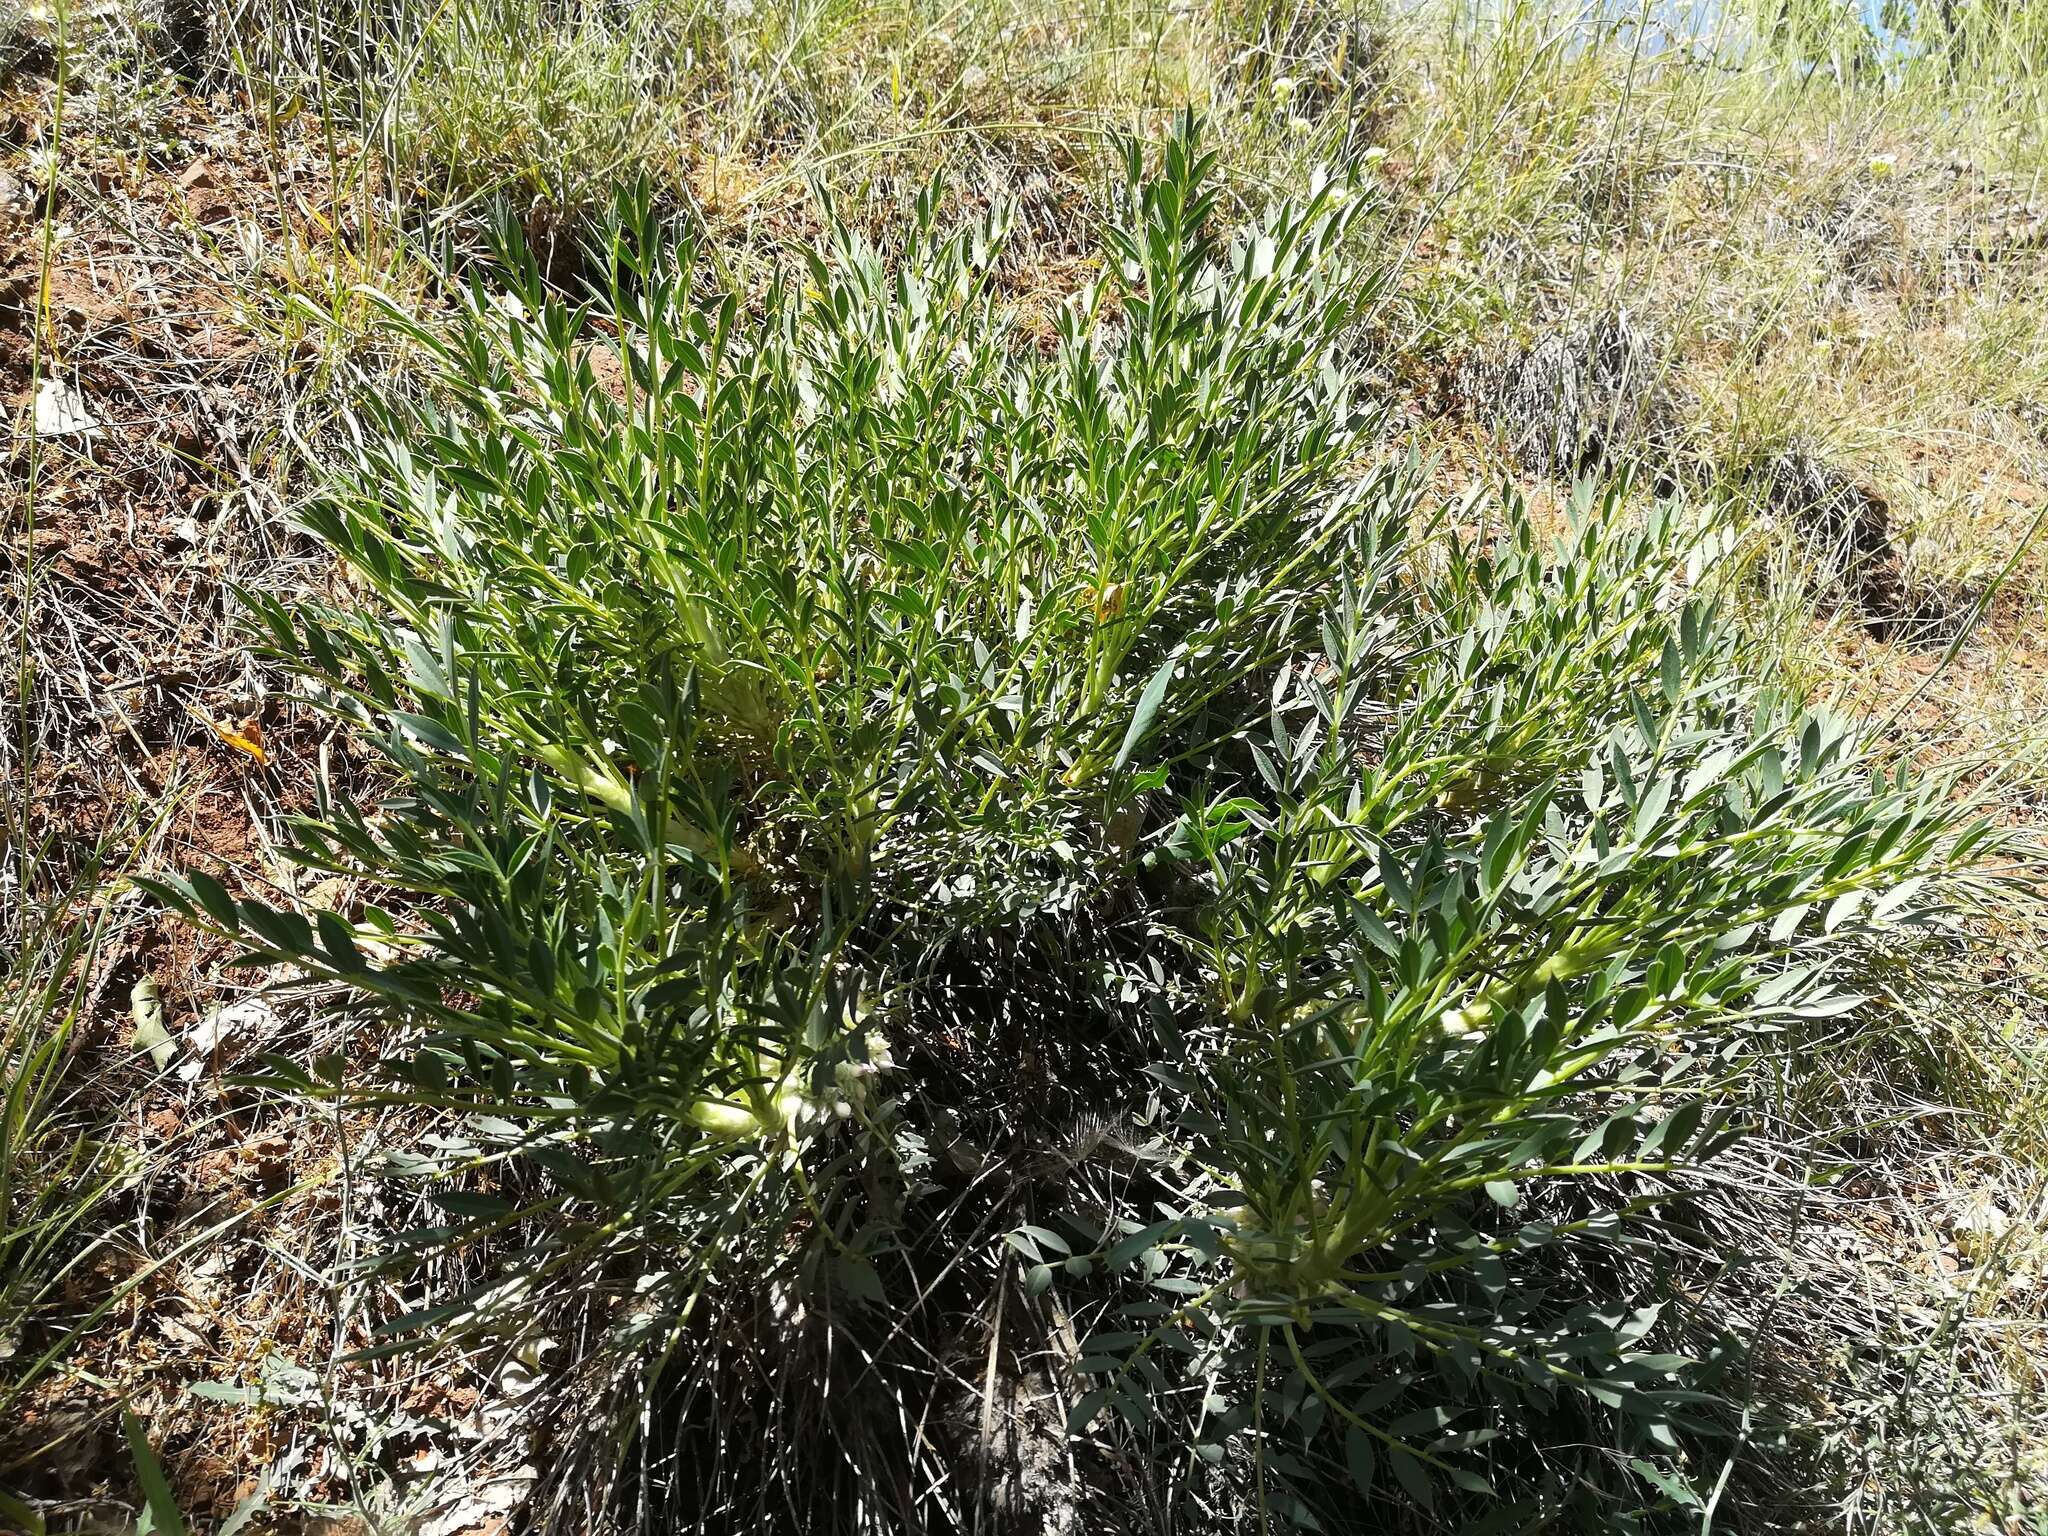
[1456,306,1685,483]
[1752,440,1978,647]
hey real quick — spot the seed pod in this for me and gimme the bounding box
[687,1099,760,1138]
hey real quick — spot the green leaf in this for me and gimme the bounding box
[1013,1223,1071,1256]
[183,870,242,932]
[1389,1403,1459,1438]
[1388,1446,1433,1510]
[1343,1426,1377,1493]
[0,1488,47,1536]
[187,1381,262,1405]
[1629,1457,1703,1508]
[129,979,175,1071]
[1114,654,1179,770]
[834,1256,887,1305]
[123,1410,189,1536]
[1067,1389,1112,1432]
[216,1463,279,1536]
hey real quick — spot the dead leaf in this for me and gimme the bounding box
[303,877,350,911]
[239,1133,290,1190]
[33,379,98,438]
[131,977,175,1069]
[189,705,270,764]
[177,997,278,1081]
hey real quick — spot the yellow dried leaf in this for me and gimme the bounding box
[188,706,270,765]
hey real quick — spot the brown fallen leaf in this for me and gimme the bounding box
[188,705,269,764]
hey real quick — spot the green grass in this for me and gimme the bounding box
[1,844,135,1433]
[1377,0,2048,581]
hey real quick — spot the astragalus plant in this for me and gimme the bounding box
[146,119,2001,1532]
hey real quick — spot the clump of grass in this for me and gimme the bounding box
[391,0,710,228]
[0,0,30,80]
[218,0,1219,261]
[0,843,138,1477]
[1457,306,1684,481]
[143,119,2006,1531]
[1747,438,1975,646]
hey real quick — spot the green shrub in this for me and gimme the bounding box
[147,119,2001,1531]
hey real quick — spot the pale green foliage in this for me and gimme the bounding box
[394,0,710,218]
